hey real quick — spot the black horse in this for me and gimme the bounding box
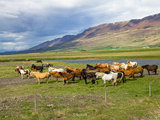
[31,64,43,72]
[81,69,97,84]
[142,65,158,75]
[86,64,97,70]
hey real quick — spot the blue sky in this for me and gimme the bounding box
[0,0,160,52]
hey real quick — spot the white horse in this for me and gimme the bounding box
[120,63,130,70]
[48,67,64,72]
[127,60,138,67]
[95,71,124,85]
[19,69,30,79]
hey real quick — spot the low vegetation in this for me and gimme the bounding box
[0,61,160,120]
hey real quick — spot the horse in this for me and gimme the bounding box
[132,67,144,77]
[109,65,121,72]
[30,72,51,85]
[113,62,121,65]
[142,65,158,75]
[48,67,64,72]
[127,60,138,68]
[31,64,43,72]
[81,69,97,84]
[19,69,30,79]
[49,71,66,82]
[65,67,83,80]
[86,64,97,70]
[15,65,24,74]
[96,67,110,73]
[96,63,109,68]
[118,69,135,80]
[59,72,75,84]
[95,71,125,84]
[120,63,133,70]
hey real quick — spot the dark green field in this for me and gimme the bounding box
[0,59,160,120]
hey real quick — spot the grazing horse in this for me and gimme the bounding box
[65,67,83,80]
[15,65,24,74]
[30,72,50,85]
[142,65,158,75]
[127,60,138,68]
[19,69,30,79]
[86,64,97,70]
[96,63,109,68]
[31,64,43,72]
[81,69,97,84]
[59,72,75,84]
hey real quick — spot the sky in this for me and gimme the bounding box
[0,0,160,52]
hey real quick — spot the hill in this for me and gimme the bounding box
[1,13,160,54]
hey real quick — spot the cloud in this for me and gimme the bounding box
[0,0,160,51]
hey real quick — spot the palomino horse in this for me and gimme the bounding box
[96,63,109,68]
[30,72,50,85]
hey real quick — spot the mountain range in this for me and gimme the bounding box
[2,13,160,54]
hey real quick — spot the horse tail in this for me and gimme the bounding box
[120,71,125,83]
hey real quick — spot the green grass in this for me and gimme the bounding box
[0,47,160,62]
[0,61,160,119]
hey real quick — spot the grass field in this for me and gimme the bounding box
[0,48,160,62]
[0,60,160,120]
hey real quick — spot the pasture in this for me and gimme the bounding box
[0,48,160,62]
[0,60,160,120]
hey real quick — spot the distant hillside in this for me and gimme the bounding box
[1,13,160,54]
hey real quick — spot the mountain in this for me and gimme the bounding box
[1,13,160,54]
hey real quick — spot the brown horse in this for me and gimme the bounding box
[118,69,135,80]
[59,72,75,84]
[142,65,158,75]
[65,67,83,80]
[96,63,109,68]
[96,67,110,73]
[132,67,144,77]
[49,71,67,82]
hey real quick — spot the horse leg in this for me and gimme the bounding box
[37,78,40,85]
[155,69,157,75]
[148,70,150,75]
[21,74,23,80]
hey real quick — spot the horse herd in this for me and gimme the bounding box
[14,60,158,85]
